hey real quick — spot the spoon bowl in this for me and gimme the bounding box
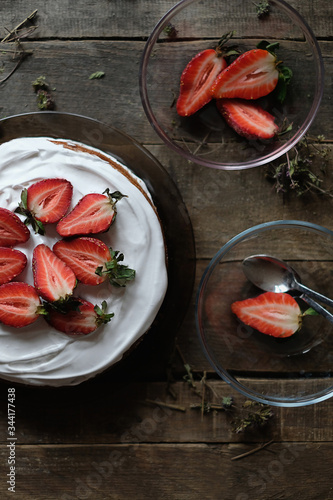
[242,254,333,320]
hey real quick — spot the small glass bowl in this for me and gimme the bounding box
[195,220,333,407]
[139,0,324,170]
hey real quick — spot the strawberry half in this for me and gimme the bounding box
[53,237,135,286]
[0,282,45,327]
[45,298,114,335]
[0,208,30,247]
[211,49,279,100]
[56,189,125,237]
[16,178,73,235]
[231,292,302,338]
[33,244,77,303]
[0,247,27,285]
[216,98,279,140]
[177,48,228,117]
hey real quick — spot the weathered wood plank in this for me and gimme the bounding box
[0,0,331,39]
[0,40,331,144]
[146,144,333,258]
[0,442,332,499]
[0,380,332,445]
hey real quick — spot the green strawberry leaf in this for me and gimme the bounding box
[95,249,136,287]
[94,301,114,326]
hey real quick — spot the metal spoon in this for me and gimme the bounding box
[242,254,333,323]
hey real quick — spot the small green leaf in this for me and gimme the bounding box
[256,40,280,53]
[89,71,105,80]
[303,307,319,316]
[94,301,114,326]
[21,188,28,208]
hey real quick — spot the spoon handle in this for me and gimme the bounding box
[300,294,333,324]
[295,281,333,309]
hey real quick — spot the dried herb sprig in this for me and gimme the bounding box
[191,396,234,414]
[32,76,56,110]
[232,400,274,433]
[266,135,332,199]
[163,23,178,39]
[254,1,271,19]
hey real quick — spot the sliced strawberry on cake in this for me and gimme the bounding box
[0,247,27,285]
[56,190,125,237]
[211,49,279,100]
[16,178,73,235]
[0,208,30,247]
[45,298,113,335]
[231,292,307,338]
[216,98,279,140]
[0,282,45,327]
[32,244,77,303]
[53,237,135,286]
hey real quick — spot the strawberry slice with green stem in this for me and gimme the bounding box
[0,247,27,285]
[56,189,125,237]
[0,281,46,328]
[45,298,113,335]
[216,98,279,140]
[211,48,279,100]
[33,244,77,303]
[16,178,73,235]
[177,31,239,117]
[231,291,316,338]
[53,237,135,286]
[0,208,30,247]
[256,40,293,103]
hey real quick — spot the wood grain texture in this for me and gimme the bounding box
[0,442,332,500]
[0,380,332,445]
[0,0,331,39]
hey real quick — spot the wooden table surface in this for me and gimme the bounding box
[0,1,332,499]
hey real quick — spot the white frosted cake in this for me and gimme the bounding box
[0,137,168,386]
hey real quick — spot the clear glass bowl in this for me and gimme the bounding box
[139,0,324,170]
[195,220,333,406]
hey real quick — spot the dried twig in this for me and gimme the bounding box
[0,10,37,84]
[0,50,31,84]
[139,398,186,413]
[1,9,38,43]
[231,439,274,461]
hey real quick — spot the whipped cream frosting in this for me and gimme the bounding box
[0,137,168,386]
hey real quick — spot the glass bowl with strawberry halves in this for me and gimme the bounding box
[139,0,324,170]
[195,220,333,407]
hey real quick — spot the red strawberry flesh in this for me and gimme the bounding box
[56,192,118,237]
[46,298,112,335]
[33,244,77,302]
[27,178,73,223]
[216,98,279,140]
[231,292,301,338]
[0,208,30,247]
[0,282,42,327]
[0,247,27,285]
[177,49,227,117]
[211,49,278,100]
[46,299,98,335]
[53,237,110,285]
